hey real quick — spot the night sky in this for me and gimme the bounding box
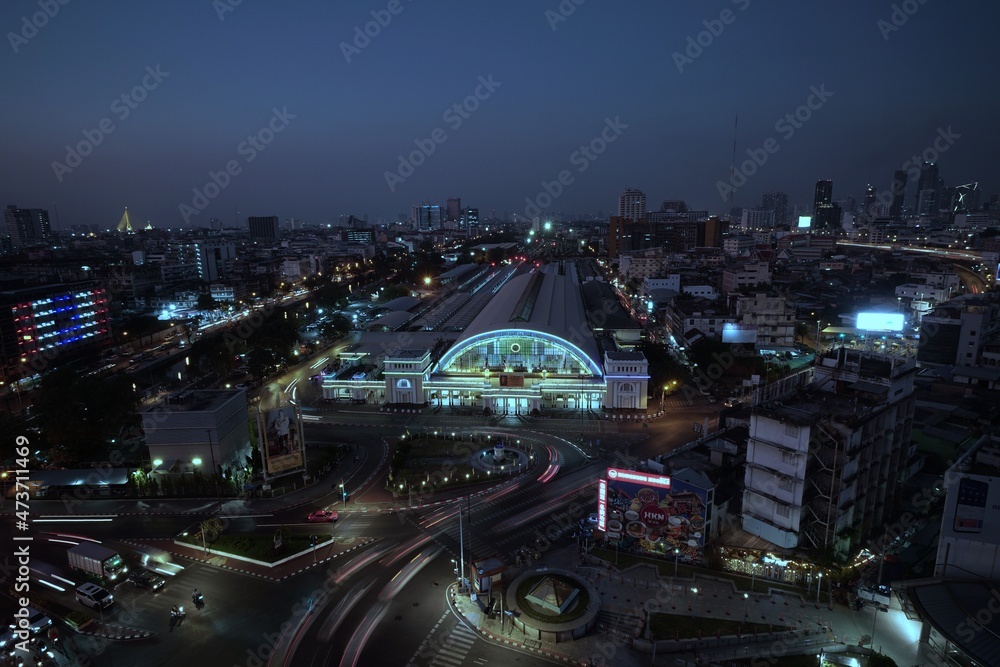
[2,0,997,228]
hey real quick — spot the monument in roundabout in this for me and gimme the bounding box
[504,567,600,642]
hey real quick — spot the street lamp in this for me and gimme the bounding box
[816,571,823,603]
[674,548,680,578]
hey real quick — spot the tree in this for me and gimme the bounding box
[196,293,218,311]
[320,314,351,340]
[32,367,140,464]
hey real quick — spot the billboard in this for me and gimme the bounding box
[797,215,812,228]
[856,312,904,332]
[722,323,758,344]
[499,374,524,388]
[257,405,305,477]
[597,479,608,532]
[601,468,709,563]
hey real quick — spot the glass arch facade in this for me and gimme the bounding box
[435,330,602,377]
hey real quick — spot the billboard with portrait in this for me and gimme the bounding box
[258,405,304,476]
[601,468,709,563]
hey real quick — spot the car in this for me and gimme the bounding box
[0,627,17,649]
[76,582,114,610]
[306,510,339,523]
[128,569,166,592]
[724,398,742,408]
[586,513,599,524]
[8,607,52,636]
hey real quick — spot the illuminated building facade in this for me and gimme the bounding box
[323,263,649,412]
[0,282,112,378]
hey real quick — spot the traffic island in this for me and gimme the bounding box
[504,568,600,642]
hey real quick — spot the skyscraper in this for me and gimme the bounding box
[813,180,839,230]
[916,162,940,217]
[761,192,788,226]
[461,207,479,231]
[247,215,279,241]
[890,170,907,220]
[813,180,833,213]
[412,203,442,231]
[617,188,646,222]
[4,205,50,248]
[446,198,462,222]
[862,185,878,220]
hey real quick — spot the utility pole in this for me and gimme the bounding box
[458,502,465,595]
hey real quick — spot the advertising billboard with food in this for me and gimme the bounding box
[257,404,305,476]
[601,467,709,563]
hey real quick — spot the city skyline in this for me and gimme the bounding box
[2,1,999,228]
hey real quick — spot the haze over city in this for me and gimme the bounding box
[2,0,999,227]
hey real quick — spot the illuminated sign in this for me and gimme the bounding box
[606,468,671,489]
[798,215,812,228]
[722,323,758,344]
[597,479,607,532]
[856,312,904,332]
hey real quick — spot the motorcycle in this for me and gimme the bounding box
[192,591,204,609]
[170,606,186,620]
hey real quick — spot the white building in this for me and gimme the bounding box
[935,435,1000,581]
[742,347,916,558]
[617,188,647,222]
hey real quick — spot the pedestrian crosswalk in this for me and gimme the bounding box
[406,617,478,667]
[429,623,477,667]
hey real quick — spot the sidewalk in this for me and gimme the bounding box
[444,542,888,667]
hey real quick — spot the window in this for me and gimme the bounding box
[396,378,412,389]
[781,450,796,465]
[778,477,794,492]
[775,504,791,518]
[784,423,799,438]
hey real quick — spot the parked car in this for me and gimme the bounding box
[128,569,166,592]
[76,582,114,610]
[306,510,339,523]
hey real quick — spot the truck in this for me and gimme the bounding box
[67,542,128,582]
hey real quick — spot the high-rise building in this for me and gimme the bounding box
[190,240,236,283]
[247,215,279,241]
[0,282,112,377]
[740,208,774,230]
[813,180,833,213]
[863,185,876,214]
[446,198,462,223]
[916,162,941,217]
[461,207,479,230]
[617,188,646,222]
[890,170,907,220]
[4,205,50,248]
[742,347,916,558]
[761,192,788,226]
[812,180,840,230]
[412,203,442,231]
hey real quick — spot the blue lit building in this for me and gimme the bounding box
[0,282,112,378]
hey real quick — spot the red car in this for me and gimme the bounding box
[306,510,339,523]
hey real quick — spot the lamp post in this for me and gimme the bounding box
[206,430,223,513]
[816,571,823,603]
[743,592,749,618]
[673,548,680,578]
[751,563,757,592]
